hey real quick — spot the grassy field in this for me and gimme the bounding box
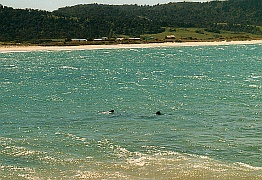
[142,27,262,42]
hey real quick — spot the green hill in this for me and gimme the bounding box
[0,0,261,42]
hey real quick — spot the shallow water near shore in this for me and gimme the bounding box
[1,44,261,179]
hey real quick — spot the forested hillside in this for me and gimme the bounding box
[0,0,261,42]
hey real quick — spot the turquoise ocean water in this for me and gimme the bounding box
[1,44,261,179]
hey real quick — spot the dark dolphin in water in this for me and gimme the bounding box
[155,111,163,115]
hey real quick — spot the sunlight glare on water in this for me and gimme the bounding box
[0,44,261,179]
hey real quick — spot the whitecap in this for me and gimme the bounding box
[249,84,259,88]
[61,66,78,70]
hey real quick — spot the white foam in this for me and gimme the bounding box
[235,162,262,170]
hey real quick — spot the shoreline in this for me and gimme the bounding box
[1,40,261,52]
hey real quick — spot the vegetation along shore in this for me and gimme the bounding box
[0,0,261,46]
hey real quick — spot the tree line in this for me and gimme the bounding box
[0,0,261,42]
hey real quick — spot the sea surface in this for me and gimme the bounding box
[1,44,261,179]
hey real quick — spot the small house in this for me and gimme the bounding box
[128,38,141,41]
[71,39,87,42]
[93,39,103,41]
[166,35,176,39]
[102,37,108,41]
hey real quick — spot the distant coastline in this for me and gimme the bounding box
[1,40,261,53]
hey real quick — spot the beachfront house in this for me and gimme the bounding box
[116,38,124,41]
[93,38,103,41]
[71,39,87,42]
[102,37,108,41]
[166,35,176,39]
[128,38,141,40]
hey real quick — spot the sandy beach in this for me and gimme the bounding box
[1,40,261,52]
